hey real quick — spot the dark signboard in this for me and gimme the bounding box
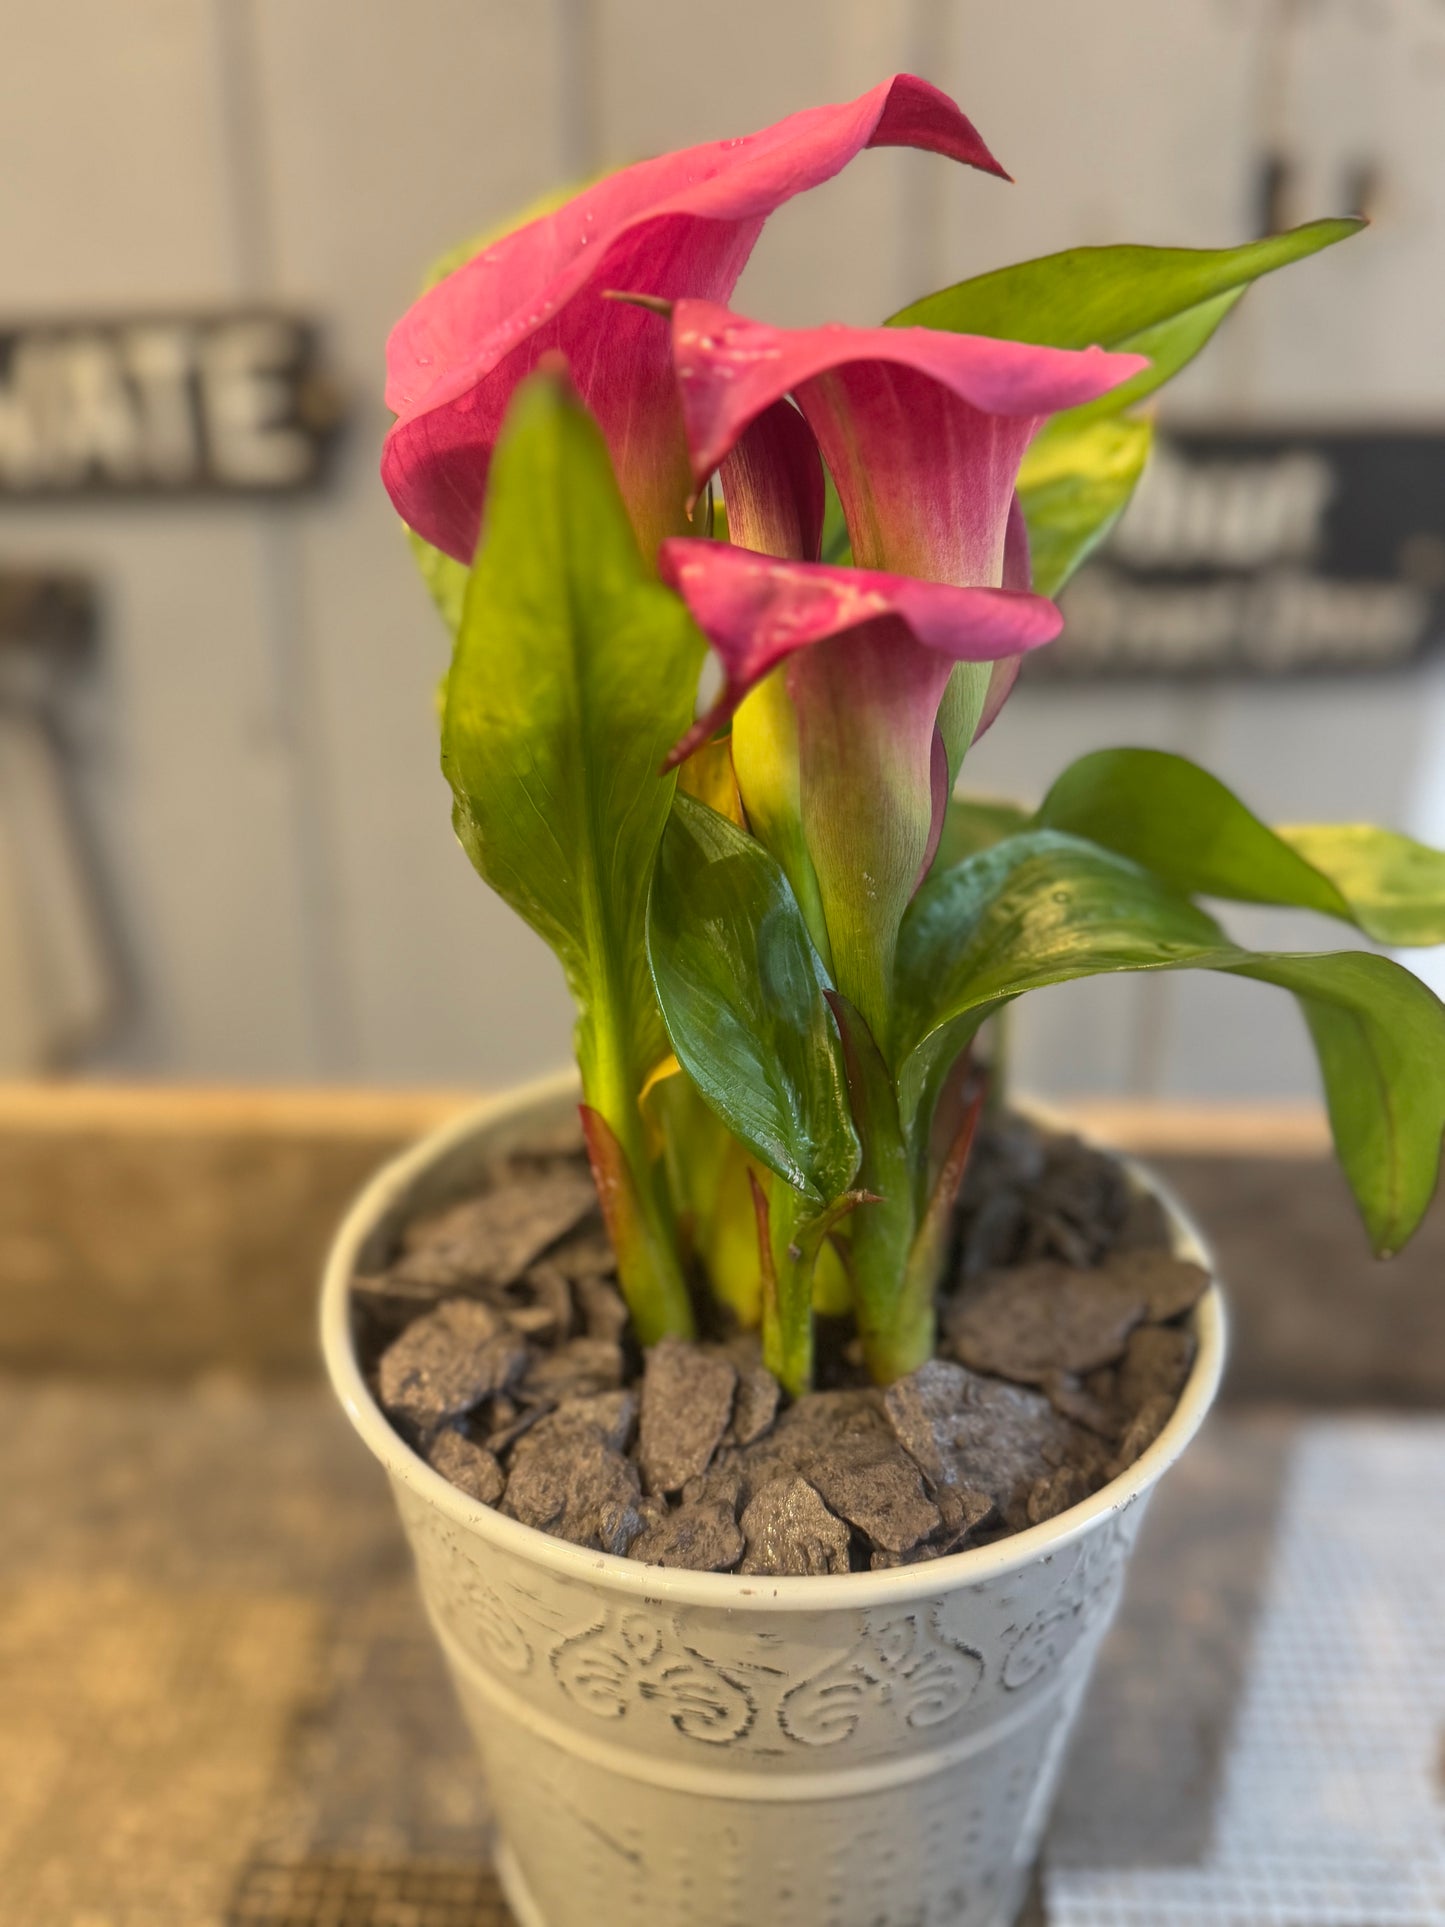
[0,313,342,497]
[1042,428,1445,678]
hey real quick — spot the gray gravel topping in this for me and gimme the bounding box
[629,1500,745,1571]
[377,1300,529,1441]
[501,1416,644,1554]
[729,1363,782,1447]
[945,1259,1146,1383]
[638,1337,737,1494]
[739,1476,851,1576]
[358,1112,1201,1572]
[886,1358,1103,1529]
[426,1428,504,1506]
[1117,1324,1196,1413]
[390,1164,598,1293]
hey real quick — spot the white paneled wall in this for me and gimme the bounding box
[2,0,1442,1091]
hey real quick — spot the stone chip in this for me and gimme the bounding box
[945,1260,1146,1384]
[377,1299,529,1440]
[628,1501,744,1571]
[1026,1463,1092,1526]
[523,1336,626,1400]
[395,1164,599,1292]
[1116,1324,1196,1414]
[573,1273,630,1343]
[808,1435,940,1556]
[639,1338,737,1493]
[739,1476,851,1576]
[427,1428,505,1506]
[886,1358,1100,1528]
[1106,1392,1176,1480]
[729,1365,782,1447]
[1106,1248,1210,1324]
[502,1420,644,1554]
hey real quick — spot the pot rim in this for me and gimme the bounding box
[321,1069,1226,1612]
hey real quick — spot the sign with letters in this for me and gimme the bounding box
[1042,428,1445,678]
[0,312,342,497]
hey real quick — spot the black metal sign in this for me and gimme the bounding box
[1044,428,1445,677]
[0,313,343,497]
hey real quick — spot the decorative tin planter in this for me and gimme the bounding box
[322,1073,1225,1927]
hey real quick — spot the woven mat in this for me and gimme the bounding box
[2,1381,1440,1926]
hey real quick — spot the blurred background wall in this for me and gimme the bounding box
[1,0,1443,1096]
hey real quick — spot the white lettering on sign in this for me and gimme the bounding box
[1113,443,1336,571]
[1061,567,1430,672]
[0,315,333,493]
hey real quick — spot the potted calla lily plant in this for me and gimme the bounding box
[322,74,1445,1927]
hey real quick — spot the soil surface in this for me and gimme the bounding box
[351,1114,1207,1574]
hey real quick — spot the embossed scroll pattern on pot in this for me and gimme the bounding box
[399,1483,1143,1758]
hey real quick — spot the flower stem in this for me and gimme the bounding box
[579,1023,694,1344]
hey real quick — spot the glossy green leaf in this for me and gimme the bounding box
[444,372,701,1083]
[895,831,1445,1255]
[890,220,1364,419]
[1277,824,1445,947]
[1016,414,1153,597]
[648,792,860,1204]
[930,792,1033,875]
[1037,749,1445,946]
[893,221,1363,596]
[442,370,702,1338]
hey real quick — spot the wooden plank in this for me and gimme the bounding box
[0,1081,482,1138]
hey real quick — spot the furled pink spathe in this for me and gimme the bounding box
[383,76,1006,564]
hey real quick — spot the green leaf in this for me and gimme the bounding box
[895,831,1445,1254]
[444,372,701,1085]
[894,831,1225,1089]
[1037,749,1445,946]
[1016,414,1153,597]
[889,220,1364,418]
[932,792,1034,873]
[408,527,470,640]
[647,791,860,1205]
[1277,825,1445,947]
[442,369,703,1338]
[893,221,1363,594]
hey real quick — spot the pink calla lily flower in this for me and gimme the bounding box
[671,298,1148,584]
[657,540,1061,767]
[382,76,1004,565]
[660,303,1147,1035]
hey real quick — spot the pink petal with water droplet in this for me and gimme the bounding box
[656,539,1060,766]
[382,76,1005,563]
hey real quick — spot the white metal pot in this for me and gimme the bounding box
[321,1073,1225,1927]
